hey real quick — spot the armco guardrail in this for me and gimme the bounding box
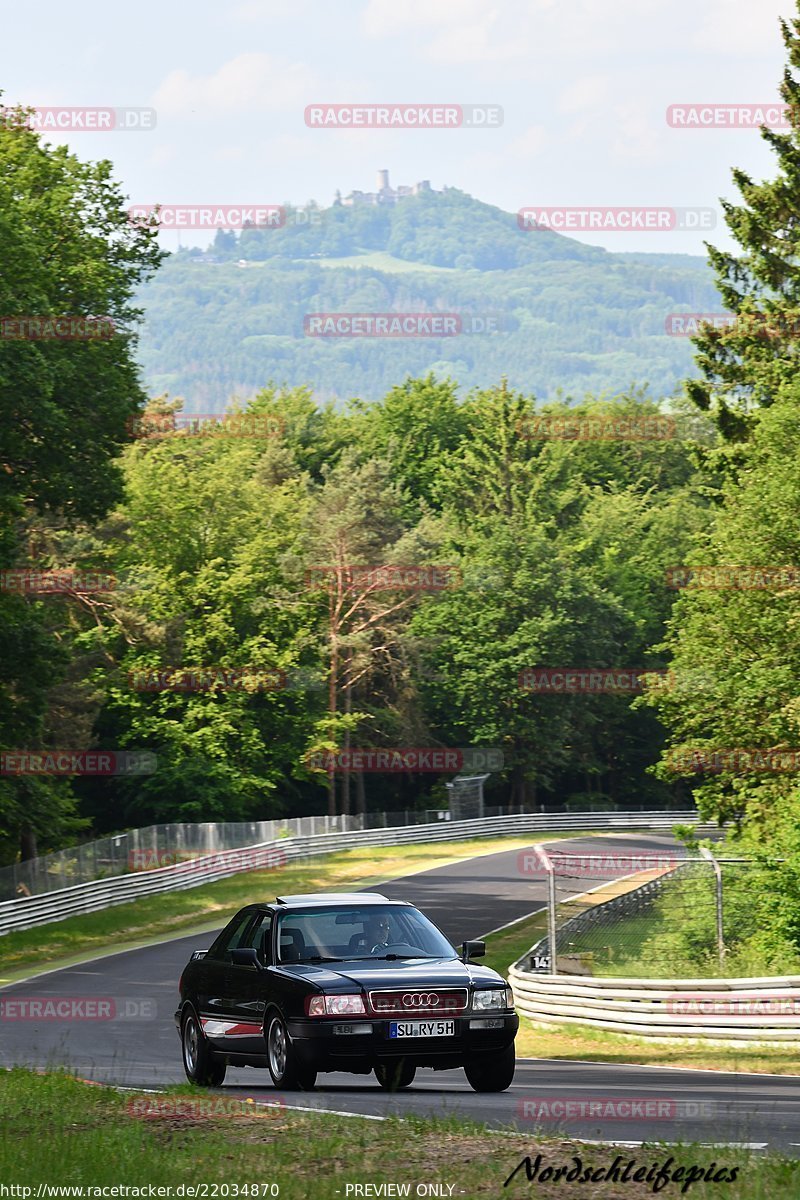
[0,810,705,936]
[0,810,457,899]
[507,966,800,1043]
[2,805,576,899]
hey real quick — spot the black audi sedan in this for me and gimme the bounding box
[176,892,518,1092]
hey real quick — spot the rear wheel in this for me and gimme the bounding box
[374,1060,416,1091]
[266,1014,317,1091]
[182,1008,226,1087]
[464,1043,515,1093]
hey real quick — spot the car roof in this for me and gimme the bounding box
[273,892,405,907]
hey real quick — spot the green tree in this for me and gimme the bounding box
[89,404,318,826]
[686,7,800,440]
[350,375,469,519]
[0,104,162,860]
[303,449,424,815]
[646,378,800,832]
[412,386,709,807]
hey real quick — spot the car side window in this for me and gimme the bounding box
[247,912,273,966]
[208,911,256,962]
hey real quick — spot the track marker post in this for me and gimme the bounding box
[699,844,725,967]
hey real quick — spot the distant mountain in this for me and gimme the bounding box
[135,188,719,407]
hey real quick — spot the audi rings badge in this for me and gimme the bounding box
[369,987,466,1014]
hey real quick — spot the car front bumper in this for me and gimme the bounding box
[286,1011,519,1071]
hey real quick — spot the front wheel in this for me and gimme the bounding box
[375,1060,416,1091]
[464,1043,515,1093]
[182,1008,226,1087]
[266,1014,317,1091]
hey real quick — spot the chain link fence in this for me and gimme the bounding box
[445,774,489,820]
[524,846,762,979]
[0,804,535,901]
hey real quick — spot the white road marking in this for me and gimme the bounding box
[579,1139,768,1150]
[481,909,544,939]
[514,1057,800,1081]
[258,1100,386,1120]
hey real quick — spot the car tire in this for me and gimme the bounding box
[374,1060,416,1091]
[182,1007,226,1087]
[464,1043,515,1093]
[266,1013,317,1091]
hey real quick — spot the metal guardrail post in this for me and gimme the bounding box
[699,845,725,967]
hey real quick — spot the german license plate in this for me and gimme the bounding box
[389,1020,455,1038]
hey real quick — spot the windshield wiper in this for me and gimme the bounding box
[363,953,435,961]
[299,955,345,963]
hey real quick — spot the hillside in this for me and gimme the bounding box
[135,188,719,407]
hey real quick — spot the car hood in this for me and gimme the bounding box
[277,956,504,990]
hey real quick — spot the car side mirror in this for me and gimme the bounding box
[461,939,486,962]
[231,947,262,969]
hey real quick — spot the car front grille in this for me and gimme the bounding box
[367,988,468,1017]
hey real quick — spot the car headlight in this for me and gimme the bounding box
[472,986,513,1012]
[306,994,366,1016]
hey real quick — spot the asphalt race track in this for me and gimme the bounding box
[2,833,799,1150]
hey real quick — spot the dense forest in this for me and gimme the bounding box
[136,188,719,406]
[0,376,718,857]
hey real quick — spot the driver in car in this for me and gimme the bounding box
[368,915,393,953]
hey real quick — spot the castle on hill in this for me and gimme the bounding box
[336,170,441,207]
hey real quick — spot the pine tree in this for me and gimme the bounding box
[687,7,800,440]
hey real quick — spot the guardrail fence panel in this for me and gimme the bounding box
[0,810,707,935]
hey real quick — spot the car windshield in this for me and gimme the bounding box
[276,905,456,963]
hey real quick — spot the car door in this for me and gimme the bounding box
[199,908,260,1049]
[224,910,274,1055]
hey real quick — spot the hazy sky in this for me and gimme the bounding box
[1,0,796,254]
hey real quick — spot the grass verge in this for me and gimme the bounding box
[513,1017,800,1076]
[1,1069,797,1199]
[481,909,547,977]
[0,834,555,981]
